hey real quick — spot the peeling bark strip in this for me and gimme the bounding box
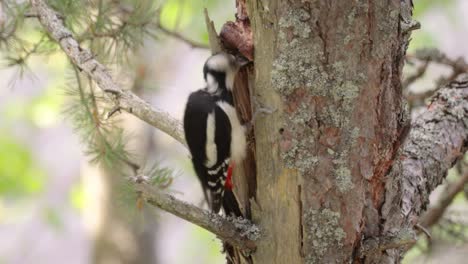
[380,77,468,257]
[30,0,185,146]
[219,0,253,61]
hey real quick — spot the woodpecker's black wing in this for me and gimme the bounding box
[184,90,214,204]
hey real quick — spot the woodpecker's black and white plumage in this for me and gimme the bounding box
[183,52,247,215]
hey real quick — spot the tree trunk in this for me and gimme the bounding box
[231,1,414,263]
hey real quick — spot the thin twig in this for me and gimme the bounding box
[104,0,208,49]
[405,49,468,103]
[410,49,468,72]
[158,24,209,49]
[403,59,429,89]
[414,223,432,240]
[31,0,186,146]
[24,13,39,18]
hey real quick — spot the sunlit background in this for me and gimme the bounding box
[0,0,467,263]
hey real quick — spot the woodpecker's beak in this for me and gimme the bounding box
[235,55,251,68]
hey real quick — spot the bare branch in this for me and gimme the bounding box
[382,74,468,238]
[134,179,258,252]
[403,59,429,89]
[406,49,468,104]
[30,0,186,146]
[419,169,468,229]
[406,87,439,105]
[411,49,468,73]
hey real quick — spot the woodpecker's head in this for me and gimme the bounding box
[203,52,249,93]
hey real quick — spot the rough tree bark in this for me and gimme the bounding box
[226,0,463,263]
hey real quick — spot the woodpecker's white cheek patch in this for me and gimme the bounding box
[206,73,218,93]
[216,101,247,163]
[205,112,217,167]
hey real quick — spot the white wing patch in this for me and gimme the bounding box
[204,112,217,167]
[216,101,247,164]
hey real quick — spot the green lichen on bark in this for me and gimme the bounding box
[271,7,326,95]
[304,208,346,263]
[334,165,354,192]
[281,101,319,171]
[272,4,363,176]
[281,137,319,172]
[331,147,356,192]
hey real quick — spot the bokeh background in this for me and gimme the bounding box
[0,0,467,263]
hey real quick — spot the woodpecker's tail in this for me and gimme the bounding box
[193,158,242,216]
[222,162,242,217]
[223,189,242,216]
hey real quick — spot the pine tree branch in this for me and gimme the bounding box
[30,0,186,146]
[382,74,468,238]
[134,179,258,252]
[30,0,260,251]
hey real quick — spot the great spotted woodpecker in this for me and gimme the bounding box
[183,52,248,215]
